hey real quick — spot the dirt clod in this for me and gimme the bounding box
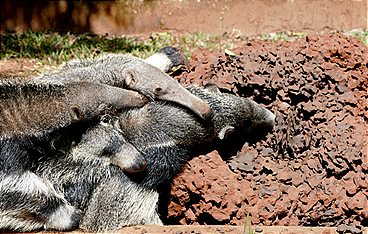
[167,33,368,230]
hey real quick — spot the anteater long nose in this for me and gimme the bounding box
[159,89,213,120]
[183,96,213,120]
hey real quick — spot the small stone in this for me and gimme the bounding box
[255,227,263,233]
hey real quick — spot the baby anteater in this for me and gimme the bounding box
[36,51,211,120]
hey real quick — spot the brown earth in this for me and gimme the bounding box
[48,225,342,234]
[1,0,367,36]
[79,225,341,234]
[0,59,55,79]
[166,33,368,233]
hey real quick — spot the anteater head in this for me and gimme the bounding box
[121,65,213,120]
[188,84,275,140]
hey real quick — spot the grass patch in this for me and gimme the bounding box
[347,30,368,45]
[0,31,234,64]
[255,31,307,42]
[243,210,254,234]
[0,30,310,65]
[1,31,154,63]
[1,29,366,65]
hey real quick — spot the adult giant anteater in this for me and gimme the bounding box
[36,84,275,231]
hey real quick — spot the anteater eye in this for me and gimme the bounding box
[100,114,111,124]
[155,87,163,93]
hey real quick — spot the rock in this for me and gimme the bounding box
[337,224,362,234]
[168,33,367,227]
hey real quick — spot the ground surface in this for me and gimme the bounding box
[166,33,367,233]
[71,225,342,234]
[2,0,366,36]
[1,33,367,234]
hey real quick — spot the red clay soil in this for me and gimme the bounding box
[167,33,367,233]
[50,225,343,234]
[95,225,339,234]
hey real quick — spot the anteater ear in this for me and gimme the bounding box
[122,68,137,87]
[204,83,221,94]
[218,125,235,140]
[69,105,83,122]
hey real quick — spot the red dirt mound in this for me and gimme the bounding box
[167,33,367,233]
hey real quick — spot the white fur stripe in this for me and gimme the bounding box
[0,171,62,198]
[144,53,172,72]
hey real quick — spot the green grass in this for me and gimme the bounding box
[255,31,307,42]
[0,31,234,64]
[243,210,254,234]
[0,31,155,63]
[0,30,311,65]
[349,30,368,45]
[1,30,366,65]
